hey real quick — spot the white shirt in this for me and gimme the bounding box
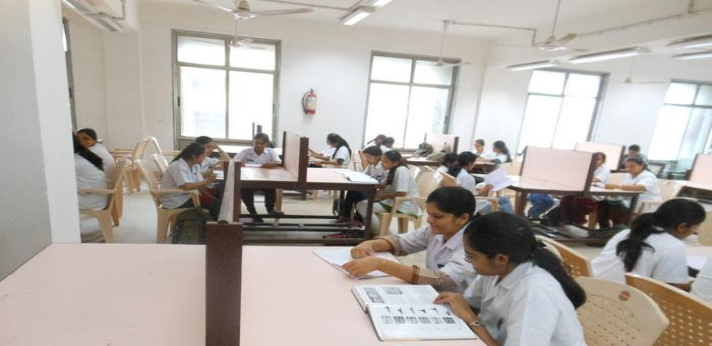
[455,168,477,194]
[160,158,202,209]
[380,145,392,153]
[476,150,495,160]
[436,165,448,173]
[381,166,420,215]
[320,146,335,158]
[235,147,280,166]
[363,161,385,181]
[591,229,688,284]
[332,146,351,166]
[395,224,475,292]
[494,152,510,164]
[75,154,108,210]
[88,143,115,179]
[623,170,661,208]
[593,165,610,183]
[464,262,586,346]
[692,256,712,303]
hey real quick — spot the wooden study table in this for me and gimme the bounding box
[0,244,483,346]
[406,156,440,167]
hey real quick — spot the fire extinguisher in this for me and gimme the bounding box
[302,89,317,115]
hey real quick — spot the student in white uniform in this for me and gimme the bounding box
[435,212,587,346]
[355,150,420,233]
[692,256,712,303]
[592,198,705,290]
[447,151,477,194]
[308,133,351,167]
[436,152,458,173]
[160,142,220,220]
[598,156,662,228]
[363,134,386,149]
[380,136,395,153]
[335,145,385,227]
[76,128,115,179]
[235,133,283,222]
[559,152,610,224]
[489,140,512,164]
[74,134,108,210]
[474,139,495,161]
[195,136,230,172]
[344,187,477,292]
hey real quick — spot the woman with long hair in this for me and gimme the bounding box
[74,134,108,210]
[308,133,351,167]
[161,142,220,220]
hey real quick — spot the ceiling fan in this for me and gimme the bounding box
[192,0,313,21]
[532,0,585,52]
[621,56,669,85]
[423,20,470,68]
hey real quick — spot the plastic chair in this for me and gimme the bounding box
[535,236,592,277]
[440,172,457,187]
[409,165,422,182]
[376,171,445,236]
[625,273,712,346]
[78,159,129,243]
[697,208,712,246]
[152,153,169,180]
[576,276,669,346]
[422,166,436,173]
[135,159,200,243]
[634,180,684,214]
[124,139,149,193]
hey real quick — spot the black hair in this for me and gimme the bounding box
[363,145,383,157]
[73,134,103,171]
[465,212,587,308]
[326,133,352,159]
[493,140,512,163]
[625,156,647,168]
[426,186,476,221]
[381,137,395,147]
[383,150,407,185]
[475,139,485,147]
[616,199,706,272]
[366,134,387,146]
[447,151,477,178]
[77,128,98,140]
[629,144,641,152]
[172,142,206,163]
[440,152,458,168]
[254,132,270,143]
[594,151,606,163]
[195,136,214,145]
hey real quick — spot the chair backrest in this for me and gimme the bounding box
[648,163,666,177]
[440,172,457,187]
[354,150,365,171]
[409,165,422,182]
[607,172,626,185]
[576,276,669,346]
[534,235,562,259]
[536,237,592,277]
[625,274,712,346]
[501,161,521,176]
[697,209,712,246]
[102,159,129,211]
[416,171,441,198]
[135,159,162,207]
[422,166,436,173]
[152,153,169,177]
[145,136,163,155]
[657,179,683,200]
[132,138,149,161]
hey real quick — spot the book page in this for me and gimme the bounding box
[353,285,439,310]
[313,249,397,279]
[333,169,379,183]
[368,304,476,341]
[484,167,512,192]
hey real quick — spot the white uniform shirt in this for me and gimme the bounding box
[88,143,115,179]
[476,150,495,160]
[494,153,510,164]
[591,229,688,284]
[436,165,448,173]
[320,146,335,158]
[381,166,420,215]
[455,169,477,194]
[623,170,661,208]
[593,165,610,183]
[464,262,586,346]
[160,158,202,209]
[692,257,712,303]
[395,224,475,291]
[200,157,220,171]
[236,147,281,165]
[363,161,385,181]
[332,146,351,166]
[75,154,108,210]
[380,145,392,153]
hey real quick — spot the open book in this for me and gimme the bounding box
[353,285,477,341]
[332,169,379,183]
[313,248,397,279]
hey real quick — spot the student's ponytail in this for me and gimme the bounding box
[466,212,586,308]
[448,152,477,178]
[73,134,104,171]
[327,133,351,158]
[616,198,706,272]
[384,150,407,185]
[172,142,206,163]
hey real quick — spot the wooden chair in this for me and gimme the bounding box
[78,159,129,243]
[535,236,592,277]
[135,159,200,243]
[376,171,444,236]
[576,276,669,346]
[625,273,712,346]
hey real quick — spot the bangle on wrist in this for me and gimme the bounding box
[467,317,482,328]
[380,258,386,271]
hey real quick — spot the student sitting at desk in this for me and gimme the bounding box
[598,156,661,228]
[160,143,220,220]
[592,199,706,290]
[335,145,385,228]
[619,144,648,169]
[486,140,512,164]
[435,212,587,346]
[344,187,476,292]
[74,134,108,211]
[363,134,386,149]
[436,152,458,173]
[447,151,477,193]
[195,136,231,168]
[235,133,283,222]
[380,136,395,153]
[308,133,351,167]
[474,139,495,161]
[558,152,609,224]
[355,150,420,232]
[76,128,115,178]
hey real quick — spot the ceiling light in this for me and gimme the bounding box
[371,0,394,6]
[506,60,557,71]
[568,47,650,64]
[673,51,712,60]
[667,35,712,50]
[340,6,374,26]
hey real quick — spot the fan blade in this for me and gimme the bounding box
[253,8,313,16]
[191,0,235,13]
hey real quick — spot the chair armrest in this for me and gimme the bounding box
[77,188,113,195]
[636,200,663,214]
[151,188,201,206]
[391,196,426,216]
[162,150,181,156]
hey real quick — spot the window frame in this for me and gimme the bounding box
[171,29,281,148]
[63,17,77,130]
[516,68,608,152]
[362,51,460,150]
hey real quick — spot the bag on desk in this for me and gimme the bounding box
[413,142,434,157]
[171,207,212,245]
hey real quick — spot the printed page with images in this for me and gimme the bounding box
[368,304,476,341]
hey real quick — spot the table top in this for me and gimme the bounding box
[679,180,712,192]
[0,244,482,346]
[307,168,378,185]
[221,144,283,156]
[242,166,298,183]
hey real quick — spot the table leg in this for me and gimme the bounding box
[364,189,375,240]
[515,192,529,216]
[625,194,640,225]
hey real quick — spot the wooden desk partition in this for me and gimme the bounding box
[690,153,712,185]
[574,142,625,171]
[282,131,310,196]
[426,133,459,153]
[521,146,595,191]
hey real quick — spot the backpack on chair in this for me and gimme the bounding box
[171,207,213,245]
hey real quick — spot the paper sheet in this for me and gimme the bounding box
[484,167,512,192]
[313,248,397,279]
[688,255,708,271]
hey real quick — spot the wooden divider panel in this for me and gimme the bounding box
[575,142,625,171]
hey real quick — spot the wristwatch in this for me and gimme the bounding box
[468,319,482,328]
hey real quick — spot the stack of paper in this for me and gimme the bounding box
[313,248,397,279]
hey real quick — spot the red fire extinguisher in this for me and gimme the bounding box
[302,89,317,115]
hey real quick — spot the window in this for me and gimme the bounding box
[363,53,458,149]
[517,70,605,153]
[173,31,279,144]
[649,81,712,169]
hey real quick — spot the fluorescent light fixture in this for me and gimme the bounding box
[673,51,712,60]
[667,35,712,49]
[340,6,374,26]
[568,47,650,64]
[372,0,394,6]
[506,60,557,71]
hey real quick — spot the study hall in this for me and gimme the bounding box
[2,0,712,345]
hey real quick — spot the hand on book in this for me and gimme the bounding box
[343,257,383,277]
[433,292,478,326]
[351,244,375,258]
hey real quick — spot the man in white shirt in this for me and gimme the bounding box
[77,128,115,178]
[235,133,282,222]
